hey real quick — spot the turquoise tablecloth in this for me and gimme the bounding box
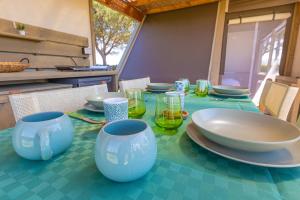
[1,92,300,200]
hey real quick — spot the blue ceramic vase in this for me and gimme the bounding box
[12,112,74,160]
[95,119,157,182]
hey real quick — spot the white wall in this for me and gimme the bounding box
[0,0,92,62]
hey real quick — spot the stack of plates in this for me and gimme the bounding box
[210,85,250,98]
[187,108,300,168]
[146,83,174,92]
[84,92,123,113]
[84,103,104,113]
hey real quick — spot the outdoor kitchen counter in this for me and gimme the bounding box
[0,70,119,129]
[0,70,118,82]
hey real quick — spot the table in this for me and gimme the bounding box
[1,92,300,200]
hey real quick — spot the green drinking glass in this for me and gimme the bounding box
[195,79,209,97]
[126,88,146,118]
[155,94,183,130]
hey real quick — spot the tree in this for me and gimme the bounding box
[93,1,135,65]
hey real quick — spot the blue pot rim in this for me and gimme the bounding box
[20,111,66,123]
[101,119,150,137]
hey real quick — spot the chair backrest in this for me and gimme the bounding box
[297,115,300,128]
[119,77,150,93]
[278,86,299,121]
[276,76,300,123]
[259,79,299,121]
[259,78,272,111]
[9,84,108,122]
[264,82,289,117]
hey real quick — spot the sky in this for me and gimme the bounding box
[95,48,124,66]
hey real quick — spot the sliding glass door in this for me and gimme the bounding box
[220,8,292,103]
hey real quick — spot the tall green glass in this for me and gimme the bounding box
[195,79,209,97]
[155,94,183,130]
[126,88,146,118]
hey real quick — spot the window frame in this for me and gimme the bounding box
[220,4,296,77]
[88,0,143,71]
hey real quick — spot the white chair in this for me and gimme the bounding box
[275,76,300,124]
[277,86,299,121]
[258,79,272,111]
[9,84,108,122]
[119,77,150,94]
[259,80,299,121]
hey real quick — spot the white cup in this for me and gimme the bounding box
[103,97,128,122]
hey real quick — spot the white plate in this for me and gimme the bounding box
[84,103,104,113]
[186,123,300,168]
[146,88,173,93]
[85,92,123,109]
[212,85,249,95]
[209,90,249,98]
[192,108,300,152]
[147,83,174,90]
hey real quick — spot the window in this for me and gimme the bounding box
[221,8,292,98]
[258,21,286,74]
[92,0,139,69]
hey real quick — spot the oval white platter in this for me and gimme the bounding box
[186,122,300,168]
[192,108,300,152]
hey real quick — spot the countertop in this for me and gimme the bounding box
[0,70,118,82]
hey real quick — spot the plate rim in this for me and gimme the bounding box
[212,85,249,95]
[84,103,104,113]
[191,108,300,146]
[147,83,173,90]
[209,90,250,97]
[145,88,173,92]
[147,82,173,86]
[186,122,300,168]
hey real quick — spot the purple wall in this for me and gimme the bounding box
[120,3,218,83]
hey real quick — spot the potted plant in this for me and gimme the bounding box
[14,22,26,36]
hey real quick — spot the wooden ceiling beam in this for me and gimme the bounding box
[146,0,218,14]
[96,0,145,21]
[131,0,161,6]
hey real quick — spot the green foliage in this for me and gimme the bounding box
[93,0,135,65]
[15,22,25,30]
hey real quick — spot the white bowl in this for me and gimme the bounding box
[86,95,104,109]
[212,85,249,95]
[86,92,123,109]
[192,108,300,152]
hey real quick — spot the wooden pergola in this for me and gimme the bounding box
[96,0,218,21]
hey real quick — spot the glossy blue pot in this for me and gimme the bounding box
[12,112,74,160]
[95,119,157,182]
